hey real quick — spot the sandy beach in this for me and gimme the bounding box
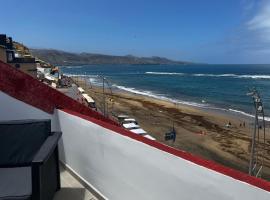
[74,78,270,180]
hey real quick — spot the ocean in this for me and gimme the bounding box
[61,64,270,120]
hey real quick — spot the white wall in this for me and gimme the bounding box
[1,91,269,199]
[57,110,270,200]
[0,92,59,131]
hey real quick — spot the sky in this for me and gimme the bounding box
[1,0,270,64]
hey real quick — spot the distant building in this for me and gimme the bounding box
[0,34,37,77]
[0,45,7,63]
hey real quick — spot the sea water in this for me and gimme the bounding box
[61,64,270,120]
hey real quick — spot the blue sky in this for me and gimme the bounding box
[1,0,270,64]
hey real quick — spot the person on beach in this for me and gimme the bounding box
[226,121,232,128]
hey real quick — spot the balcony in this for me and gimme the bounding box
[54,166,98,200]
[0,119,100,200]
[0,60,270,200]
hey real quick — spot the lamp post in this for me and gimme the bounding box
[247,88,266,177]
[104,77,114,117]
[84,72,86,89]
[102,76,105,116]
[97,75,113,117]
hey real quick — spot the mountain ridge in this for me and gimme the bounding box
[30,48,191,66]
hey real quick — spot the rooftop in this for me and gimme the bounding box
[0,60,270,199]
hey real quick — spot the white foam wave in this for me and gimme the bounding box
[145,72,184,75]
[113,85,207,108]
[63,73,104,86]
[63,73,89,77]
[62,66,83,69]
[228,109,254,118]
[65,71,270,80]
[193,74,270,79]
[228,109,270,121]
[238,75,270,79]
[194,74,237,77]
[88,77,104,86]
[146,72,270,79]
[113,84,270,121]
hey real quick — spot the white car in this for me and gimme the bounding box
[78,87,85,93]
[122,123,140,129]
[129,128,147,135]
[144,134,156,140]
[117,114,129,119]
[123,118,136,122]
[122,118,138,125]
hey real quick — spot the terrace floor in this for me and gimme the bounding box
[53,166,99,200]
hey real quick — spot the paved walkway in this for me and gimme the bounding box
[53,167,98,200]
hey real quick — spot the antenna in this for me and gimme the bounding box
[247,88,266,177]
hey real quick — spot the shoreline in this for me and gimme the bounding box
[114,87,255,122]
[112,84,270,123]
[73,77,270,180]
[64,73,265,122]
[111,87,255,134]
[105,81,258,126]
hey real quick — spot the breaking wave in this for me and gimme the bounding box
[113,85,208,108]
[63,73,89,77]
[193,74,237,77]
[146,72,270,79]
[63,71,270,121]
[229,109,270,121]
[113,85,270,121]
[63,73,104,86]
[62,66,83,69]
[145,72,185,75]
[238,75,270,79]
[194,74,270,79]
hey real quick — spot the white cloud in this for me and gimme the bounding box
[192,0,270,63]
[246,1,270,41]
[214,0,270,63]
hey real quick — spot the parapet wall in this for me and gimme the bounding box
[0,60,118,125]
[57,109,270,200]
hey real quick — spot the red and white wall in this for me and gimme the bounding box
[57,109,270,200]
[1,61,270,200]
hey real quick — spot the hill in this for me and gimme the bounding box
[30,49,190,65]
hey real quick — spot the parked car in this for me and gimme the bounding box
[123,118,137,124]
[122,123,140,129]
[117,114,156,140]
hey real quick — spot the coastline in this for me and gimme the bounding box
[74,78,270,180]
[112,83,270,122]
[65,73,269,122]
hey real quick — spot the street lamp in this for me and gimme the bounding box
[247,88,266,177]
[97,75,114,117]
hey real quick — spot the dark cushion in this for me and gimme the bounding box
[0,120,51,166]
[0,167,31,200]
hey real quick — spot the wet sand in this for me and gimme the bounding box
[75,78,270,180]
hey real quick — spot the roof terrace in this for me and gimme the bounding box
[0,60,270,199]
[54,166,98,200]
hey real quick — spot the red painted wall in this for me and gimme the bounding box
[0,61,119,126]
